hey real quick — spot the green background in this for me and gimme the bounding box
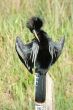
[0,0,73,110]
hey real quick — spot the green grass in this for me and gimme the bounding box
[0,0,73,110]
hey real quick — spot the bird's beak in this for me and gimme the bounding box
[33,30,40,41]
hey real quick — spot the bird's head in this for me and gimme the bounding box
[26,17,43,41]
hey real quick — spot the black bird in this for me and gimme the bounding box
[15,16,65,102]
[15,16,65,74]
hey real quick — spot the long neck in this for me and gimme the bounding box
[36,30,49,47]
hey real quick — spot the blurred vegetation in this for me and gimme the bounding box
[0,0,73,110]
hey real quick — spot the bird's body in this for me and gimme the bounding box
[15,31,64,74]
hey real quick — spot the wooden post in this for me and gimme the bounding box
[35,73,54,110]
[46,73,55,110]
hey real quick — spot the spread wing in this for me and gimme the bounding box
[49,37,65,65]
[15,37,39,73]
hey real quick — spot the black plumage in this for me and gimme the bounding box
[15,17,65,74]
[26,17,43,32]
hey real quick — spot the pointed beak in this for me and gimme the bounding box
[33,30,40,42]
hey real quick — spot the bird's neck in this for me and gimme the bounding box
[36,29,48,47]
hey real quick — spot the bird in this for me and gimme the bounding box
[15,16,65,103]
[15,16,65,74]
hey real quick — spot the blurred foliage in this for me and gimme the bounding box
[0,0,73,110]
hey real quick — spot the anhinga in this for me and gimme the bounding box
[15,17,65,103]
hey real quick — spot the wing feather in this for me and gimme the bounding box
[49,37,65,65]
[15,37,39,73]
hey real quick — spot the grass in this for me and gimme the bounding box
[0,0,73,110]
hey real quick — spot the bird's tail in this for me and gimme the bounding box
[35,73,46,103]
